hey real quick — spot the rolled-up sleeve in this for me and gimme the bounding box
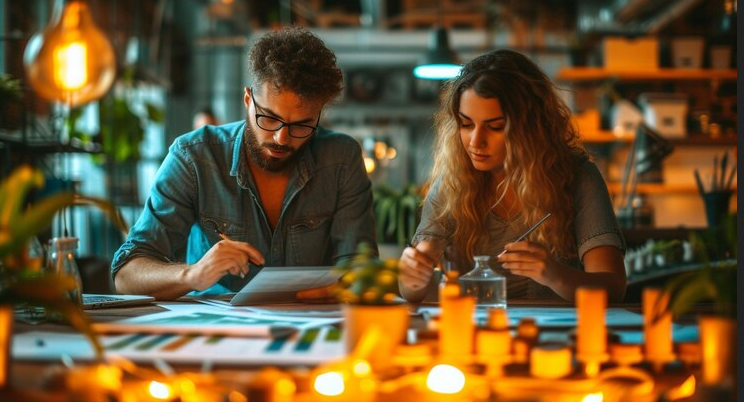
[111,141,197,276]
[572,161,626,261]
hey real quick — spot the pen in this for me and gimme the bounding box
[498,212,552,257]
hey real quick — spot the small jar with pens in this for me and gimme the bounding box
[694,152,736,228]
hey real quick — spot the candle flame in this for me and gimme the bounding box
[582,392,603,402]
[665,375,696,400]
[314,371,345,396]
[426,364,465,394]
[352,360,372,376]
[148,381,174,400]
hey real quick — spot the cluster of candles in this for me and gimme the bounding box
[60,284,702,402]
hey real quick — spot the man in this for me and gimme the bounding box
[112,27,377,300]
[192,106,220,129]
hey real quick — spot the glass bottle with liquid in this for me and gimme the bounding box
[459,255,506,308]
[46,237,83,304]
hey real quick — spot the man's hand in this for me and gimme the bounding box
[296,283,338,304]
[183,239,264,291]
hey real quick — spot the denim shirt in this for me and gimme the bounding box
[111,121,377,295]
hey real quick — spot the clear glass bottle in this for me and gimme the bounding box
[46,237,83,304]
[458,255,506,309]
[27,236,46,271]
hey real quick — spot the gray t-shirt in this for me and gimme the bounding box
[413,159,625,300]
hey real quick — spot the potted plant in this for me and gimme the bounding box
[657,214,736,390]
[0,165,128,388]
[332,243,409,372]
[372,184,422,258]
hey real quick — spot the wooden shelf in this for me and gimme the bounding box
[607,182,737,195]
[579,130,737,146]
[580,130,634,144]
[557,67,737,82]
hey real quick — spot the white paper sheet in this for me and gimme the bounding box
[92,304,341,337]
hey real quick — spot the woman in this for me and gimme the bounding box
[399,50,626,303]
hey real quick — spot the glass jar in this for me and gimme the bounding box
[458,255,506,308]
[46,237,83,304]
[27,236,46,271]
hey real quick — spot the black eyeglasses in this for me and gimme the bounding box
[250,88,320,139]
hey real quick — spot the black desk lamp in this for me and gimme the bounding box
[616,123,674,227]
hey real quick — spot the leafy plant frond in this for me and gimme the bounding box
[372,185,422,246]
[1,165,130,361]
[656,217,737,321]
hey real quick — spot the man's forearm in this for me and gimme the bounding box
[114,257,193,300]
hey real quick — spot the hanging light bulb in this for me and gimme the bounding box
[23,0,116,107]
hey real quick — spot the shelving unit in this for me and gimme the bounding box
[557,66,737,227]
[556,67,737,82]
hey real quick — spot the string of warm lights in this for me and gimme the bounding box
[51,286,708,402]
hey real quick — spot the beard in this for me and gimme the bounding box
[243,117,309,172]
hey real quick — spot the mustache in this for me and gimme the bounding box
[262,143,294,153]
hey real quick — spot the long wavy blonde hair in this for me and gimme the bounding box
[427,49,589,265]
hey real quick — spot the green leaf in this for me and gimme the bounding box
[146,102,165,123]
[0,166,44,228]
[0,192,75,259]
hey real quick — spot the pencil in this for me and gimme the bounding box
[719,152,728,191]
[724,163,736,192]
[693,169,705,194]
[498,212,552,257]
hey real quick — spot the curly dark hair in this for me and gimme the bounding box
[248,27,343,105]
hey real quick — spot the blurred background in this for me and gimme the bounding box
[0,0,737,289]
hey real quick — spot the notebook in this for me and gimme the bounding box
[229,266,341,306]
[82,294,156,309]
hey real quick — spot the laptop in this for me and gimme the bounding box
[229,266,342,306]
[82,294,156,309]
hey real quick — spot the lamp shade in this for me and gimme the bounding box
[23,0,116,107]
[413,27,462,80]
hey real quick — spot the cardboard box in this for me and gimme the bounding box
[603,37,659,71]
[671,36,704,68]
[638,93,688,138]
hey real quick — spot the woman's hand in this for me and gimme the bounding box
[496,241,560,287]
[398,240,444,302]
[497,242,627,302]
[399,245,439,291]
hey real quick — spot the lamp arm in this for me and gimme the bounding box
[617,138,638,211]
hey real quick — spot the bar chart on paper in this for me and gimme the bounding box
[14,326,345,366]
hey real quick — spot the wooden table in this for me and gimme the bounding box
[2,300,722,401]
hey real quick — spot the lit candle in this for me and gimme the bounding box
[476,328,511,377]
[576,287,607,357]
[65,364,123,400]
[643,288,674,369]
[439,294,475,359]
[311,359,376,402]
[487,308,509,330]
[530,343,573,379]
[609,343,643,367]
[247,367,296,402]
